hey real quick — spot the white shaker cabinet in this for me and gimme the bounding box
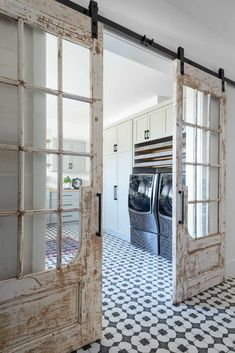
[103,119,132,241]
[133,114,148,144]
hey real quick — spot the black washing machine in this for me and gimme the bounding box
[158,173,173,261]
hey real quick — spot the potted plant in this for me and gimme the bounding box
[63,176,72,189]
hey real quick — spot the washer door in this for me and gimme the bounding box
[128,174,154,213]
[159,173,172,218]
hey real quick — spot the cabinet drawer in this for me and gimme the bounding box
[50,192,80,202]
[50,200,79,209]
[49,212,79,224]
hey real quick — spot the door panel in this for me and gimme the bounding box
[134,114,148,144]
[173,60,226,303]
[104,127,117,155]
[148,108,164,140]
[165,104,173,136]
[0,1,103,352]
[117,120,132,153]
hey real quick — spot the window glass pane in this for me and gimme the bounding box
[25,90,58,149]
[197,91,209,127]
[63,39,90,97]
[210,132,220,165]
[62,212,80,266]
[24,26,57,89]
[182,126,195,163]
[0,16,17,80]
[46,219,58,270]
[0,150,18,211]
[187,204,195,238]
[62,156,91,196]
[197,129,209,164]
[209,202,219,234]
[196,203,209,237]
[210,95,220,130]
[183,86,196,124]
[182,164,195,201]
[0,216,18,280]
[63,98,90,153]
[24,213,57,274]
[0,83,18,145]
[197,166,209,200]
[25,153,58,210]
[209,167,219,200]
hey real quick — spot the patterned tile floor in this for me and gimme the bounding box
[46,222,79,269]
[77,234,235,353]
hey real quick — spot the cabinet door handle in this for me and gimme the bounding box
[147,129,150,139]
[113,144,118,152]
[114,185,118,200]
[96,192,102,237]
[178,190,185,225]
[144,130,147,140]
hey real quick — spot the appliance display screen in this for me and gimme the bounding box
[128,174,153,213]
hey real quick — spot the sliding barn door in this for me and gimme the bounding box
[173,60,226,303]
[0,0,103,352]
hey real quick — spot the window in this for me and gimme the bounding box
[0,16,92,279]
[182,87,221,238]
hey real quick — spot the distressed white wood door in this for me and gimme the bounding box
[173,60,226,303]
[0,0,103,352]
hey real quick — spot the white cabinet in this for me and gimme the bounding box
[103,119,132,241]
[164,104,173,136]
[49,138,86,172]
[103,152,132,241]
[133,114,148,144]
[133,100,173,144]
[48,190,80,224]
[148,108,164,140]
[104,120,132,155]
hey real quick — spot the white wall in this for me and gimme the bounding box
[74,0,235,276]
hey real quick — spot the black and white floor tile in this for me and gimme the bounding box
[77,233,235,353]
[46,222,79,268]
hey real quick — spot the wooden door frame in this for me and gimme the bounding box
[0,1,103,352]
[172,59,226,303]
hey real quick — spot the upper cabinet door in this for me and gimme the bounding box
[148,108,164,140]
[134,114,148,144]
[104,127,117,155]
[164,104,173,136]
[117,120,132,153]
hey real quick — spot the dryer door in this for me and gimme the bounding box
[128,174,154,214]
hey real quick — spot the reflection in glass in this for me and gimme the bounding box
[197,91,209,127]
[197,129,209,164]
[63,98,90,153]
[24,213,49,274]
[24,26,57,89]
[62,212,80,266]
[25,90,58,149]
[187,204,195,238]
[183,86,196,124]
[210,95,220,130]
[0,16,17,80]
[0,216,18,280]
[209,202,219,234]
[210,132,219,165]
[182,164,195,201]
[63,39,90,97]
[0,84,18,145]
[0,151,18,211]
[24,153,58,210]
[196,203,208,237]
[197,166,209,200]
[182,126,195,163]
[209,167,219,200]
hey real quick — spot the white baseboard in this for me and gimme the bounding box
[225,259,235,278]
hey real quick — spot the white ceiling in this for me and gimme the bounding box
[165,0,235,47]
[103,33,172,123]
